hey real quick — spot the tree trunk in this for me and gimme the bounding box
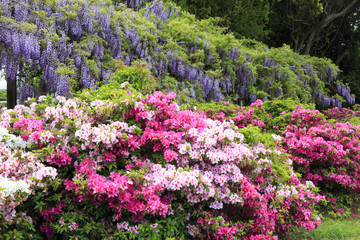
[304,29,316,55]
[336,48,349,66]
[7,78,17,109]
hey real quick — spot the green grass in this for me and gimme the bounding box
[287,217,360,240]
[0,89,6,101]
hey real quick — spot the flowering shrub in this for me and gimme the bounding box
[194,101,265,129]
[324,107,360,126]
[192,99,318,135]
[188,99,360,219]
[111,61,158,95]
[0,125,57,239]
[0,89,322,239]
[281,107,360,215]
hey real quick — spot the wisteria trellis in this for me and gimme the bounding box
[0,0,355,107]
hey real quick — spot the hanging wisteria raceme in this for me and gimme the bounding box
[323,97,331,107]
[0,0,122,103]
[143,0,177,22]
[249,93,257,103]
[325,66,336,83]
[303,63,312,74]
[18,81,34,103]
[164,49,226,101]
[313,88,322,103]
[264,57,271,68]
[336,82,356,105]
[220,73,233,94]
[233,63,256,102]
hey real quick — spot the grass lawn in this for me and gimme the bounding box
[287,217,360,240]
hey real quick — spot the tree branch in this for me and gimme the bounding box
[323,0,358,27]
[336,48,350,65]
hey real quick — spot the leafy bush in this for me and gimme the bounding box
[0,92,322,239]
[181,99,360,219]
[110,61,158,95]
[324,107,360,123]
[282,107,360,216]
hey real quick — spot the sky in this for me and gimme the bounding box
[0,80,6,89]
[0,70,6,89]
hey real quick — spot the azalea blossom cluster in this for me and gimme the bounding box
[0,92,322,239]
[324,107,360,122]
[197,101,265,129]
[0,107,57,226]
[283,107,360,192]
[0,142,57,224]
[209,100,360,216]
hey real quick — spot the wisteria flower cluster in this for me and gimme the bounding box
[0,91,322,239]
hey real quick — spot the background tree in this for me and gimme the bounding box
[165,0,272,41]
[268,0,360,57]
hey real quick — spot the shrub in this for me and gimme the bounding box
[0,92,322,239]
[184,99,360,218]
[110,61,158,95]
[282,107,360,216]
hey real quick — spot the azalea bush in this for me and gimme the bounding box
[187,99,360,219]
[0,86,323,239]
[324,107,360,126]
[282,106,360,216]
[0,113,58,239]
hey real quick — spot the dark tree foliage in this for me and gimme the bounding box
[164,0,272,41]
[269,0,360,57]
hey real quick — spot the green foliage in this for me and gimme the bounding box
[76,63,146,102]
[347,117,360,126]
[238,125,276,149]
[262,98,314,116]
[254,99,317,133]
[3,0,348,107]
[161,76,206,105]
[163,0,359,105]
[165,0,272,41]
[190,101,238,112]
[185,101,239,118]
[0,89,6,101]
[110,61,158,95]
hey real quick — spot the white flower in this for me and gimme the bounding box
[271,134,282,141]
[0,127,9,136]
[209,200,223,209]
[120,81,129,88]
[0,177,30,197]
[0,129,29,149]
